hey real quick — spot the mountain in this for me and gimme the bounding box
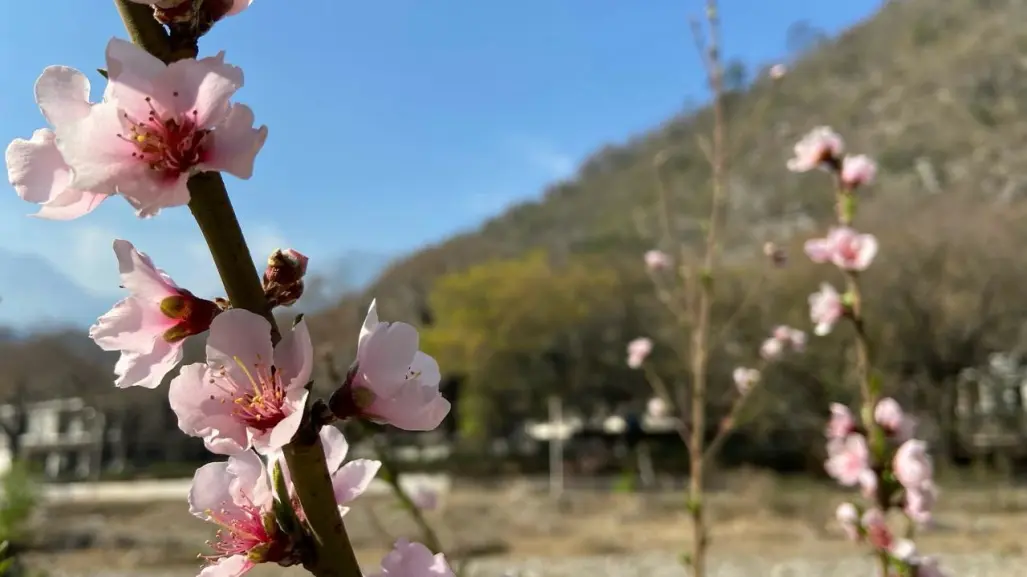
[306,0,1027,349]
[0,249,111,332]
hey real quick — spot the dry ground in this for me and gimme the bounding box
[27,471,1027,575]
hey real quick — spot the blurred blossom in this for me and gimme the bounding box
[626,337,653,369]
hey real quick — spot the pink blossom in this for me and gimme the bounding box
[89,240,218,389]
[874,398,915,441]
[825,434,871,487]
[5,67,111,220]
[905,480,937,527]
[129,0,252,17]
[343,300,451,431]
[893,439,934,491]
[626,337,653,369]
[826,403,856,439]
[786,126,844,172]
[646,397,668,419]
[804,227,878,271]
[55,39,267,217]
[788,328,807,351]
[759,337,783,361]
[644,249,671,271]
[367,539,455,577]
[169,309,311,455]
[188,450,289,576]
[273,426,382,518]
[809,283,844,336]
[858,469,879,500]
[836,502,860,540]
[732,367,760,394]
[769,64,787,80]
[841,154,877,189]
[861,508,894,551]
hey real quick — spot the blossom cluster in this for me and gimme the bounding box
[5,3,453,576]
[788,127,946,577]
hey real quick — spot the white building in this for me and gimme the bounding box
[0,397,110,480]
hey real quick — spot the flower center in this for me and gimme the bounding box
[211,356,289,430]
[203,502,272,560]
[118,95,211,181]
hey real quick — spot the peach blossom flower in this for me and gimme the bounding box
[90,240,218,389]
[787,126,844,172]
[841,154,877,189]
[825,434,871,486]
[368,539,455,577]
[169,310,311,455]
[644,249,671,271]
[627,337,653,369]
[809,283,844,336]
[804,226,878,271]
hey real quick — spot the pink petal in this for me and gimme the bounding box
[34,66,92,128]
[113,239,180,301]
[56,100,144,193]
[359,300,382,347]
[360,322,420,394]
[332,459,381,505]
[855,234,878,270]
[803,238,832,263]
[319,426,351,472]
[204,309,274,384]
[169,364,248,454]
[5,129,108,220]
[108,338,181,389]
[189,461,235,519]
[225,450,272,508]
[198,555,253,577]
[370,387,451,432]
[205,103,268,179]
[163,54,243,126]
[273,316,313,391]
[226,0,252,15]
[105,38,169,101]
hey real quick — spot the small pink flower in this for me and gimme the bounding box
[55,39,267,217]
[861,508,893,551]
[893,439,933,491]
[169,309,311,455]
[272,426,382,518]
[836,502,860,540]
[732,367,760,394]
[644,249,671,271]
[90,240,219,389]
[5,67,111,220]
[804,227,878,271]
[905,480,937,528]
[826,403,856,439]
[344,300,451,431]
[825,434,870,486]
[368,539,455,577]
[787,126,844,172]
[841,154,877,189]
[646,397,668,418]
[788,328,807,352]
[627,337,653,369]
[760,337,784,361]
[769,64,787,80]
[874,398,915,441]
[188,451,288,576]
[809,283,844,336]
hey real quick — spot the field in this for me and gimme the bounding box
[30,471,1027,577]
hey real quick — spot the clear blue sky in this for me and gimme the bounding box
[0,0,882,323]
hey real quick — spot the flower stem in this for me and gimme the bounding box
[112,5,362,575]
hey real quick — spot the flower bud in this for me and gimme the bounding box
[263,249,309,308]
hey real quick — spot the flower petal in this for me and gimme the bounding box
[332,459,381,505]
[34,66,92,128]
[273,316,313,391]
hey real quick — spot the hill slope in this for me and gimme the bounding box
[308,0,1027,352]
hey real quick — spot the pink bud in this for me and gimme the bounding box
[836,502,859,541]
[732,367,760,394]
[893,439,933,491]
[627,337,653,369]
[644,250,672,271]
[826,403,856,439]
[809,283,844,336]
[840,154,877,189]
[874,398,915,441]
[769,64,787,80]
[787,126,844,173]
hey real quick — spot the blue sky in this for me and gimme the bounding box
[0,0,882,328]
